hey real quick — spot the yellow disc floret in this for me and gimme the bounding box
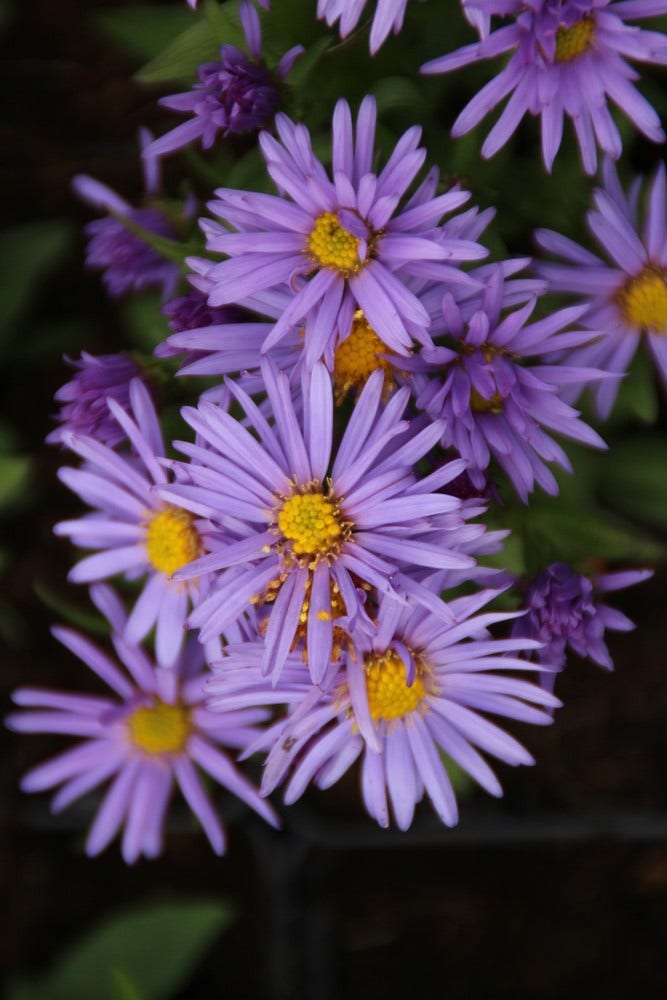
[365,649,427,723]
[470,386,505,413]
[334,311,398,402]
[145,507,201,575]
[278,492,343,558]
[127,701,190,755]
[555,16,595,62]
[307,211,362,276]
[617,266,667,332]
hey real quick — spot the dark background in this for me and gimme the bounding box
[1,1,666,997]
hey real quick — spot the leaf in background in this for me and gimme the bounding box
[508,501,665,572]
[0,454,31,510]
[285,35,332,89]
[111,212,193,266]
[33,580,110,637]
[121,293,171,352]
[108,969,146,1000]
[599,437,667,530]
[136,1,244,85]
[7,899,234,1000]
[0,221,74,357]
[372,75,424,114]
[602,349,659,427]
[92,5,195,63]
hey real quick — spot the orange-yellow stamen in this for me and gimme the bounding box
[145,507,201,575]
[555,16,595,62]
[470,386,505,413]
[617,267,667,331]
[307,211,362,277]
[127,701,190,755]
[364,649,427,723]
[334,310,399,402]
[278,491,343,558]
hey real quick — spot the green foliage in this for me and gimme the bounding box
[7,899,234,1000]
[33,580,110,638]
[0,221,74,360]
[92,5,195,63]
[136,1,244,84]
[600,437,667,530]
[0,453,31,511]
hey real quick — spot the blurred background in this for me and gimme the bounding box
[1,1,666,996]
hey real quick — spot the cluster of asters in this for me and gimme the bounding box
[9,0,663,863]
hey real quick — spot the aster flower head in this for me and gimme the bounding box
[194,95,486,367]
[161,361,476,685]
[6,585,277,863]
[47,352,146,447]
[157,285,305,389]
[73,131,181,300]
[55,379,212,669]
[536,159,667,417]
[414,268,607,500]
[422,1,667,174]
[146,2,303,160]
[245,587,559,829]
[512,562,652,690]
[317,0,410,53]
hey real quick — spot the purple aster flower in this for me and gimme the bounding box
[161,362,476,685]
[512,562,652,691]
[194,95,486,365]
[156,289,248,363]
[55,379,212,669]
[146,2,303,159]
[73,130,181,299]
[157,286,305,390]
[227,587,558,828]
[535,159,667,417]
[162,288,237,334]
[414,268,607,501]
[422,1,667,174]
[317,0,410,53]
[6,585,277,863]
[47,352,147,447]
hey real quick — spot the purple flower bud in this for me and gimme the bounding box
[512,562,652,691]
[146,1,303,159]
[47,352,149,447]
[82,207,179,300]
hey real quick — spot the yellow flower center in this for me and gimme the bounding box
[470,386,505,413]
[333,310,399,403]
[364,649,427,723]
[126,701,190,755]
[617,267,667,332]
[145,507,201,575]
[307,211,362,277]
[278,491,343,558]
[555,16,595,62]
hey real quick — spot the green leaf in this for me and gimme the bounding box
[0,454,31,510]
[0,221,74,355]
[8,899,234,1000]
[111,212,193,265]
[505,499,665,571]
[372,76,424,114]
[108,969,146,1000]
[33,580,110,637]
[92,6,195,63]
[600,437,667,530]
[595,349,658,428]
[136,2,244,85]
[285,35,332,90]
[121,294,171,353]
